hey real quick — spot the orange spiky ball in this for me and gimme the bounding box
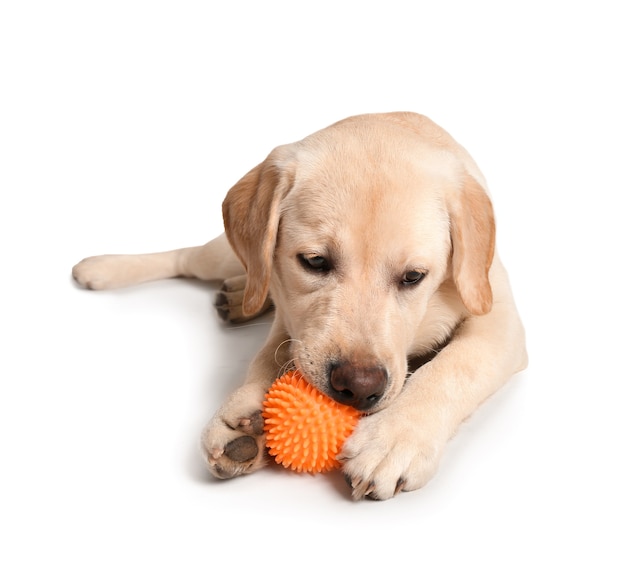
[262,370,360,473]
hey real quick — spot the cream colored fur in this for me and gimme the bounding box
[73,112,527,500]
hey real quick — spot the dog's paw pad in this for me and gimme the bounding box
[223,436,259,463]
[237,410,264,435]
[202,416,267,479]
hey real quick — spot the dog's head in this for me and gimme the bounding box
[222,112,495,413]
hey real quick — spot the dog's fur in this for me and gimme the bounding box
[73,112,527,500]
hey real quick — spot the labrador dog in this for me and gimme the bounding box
[72,112,527,500]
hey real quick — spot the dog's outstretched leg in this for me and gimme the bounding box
[72,233,243,290]
[73,233,272,321]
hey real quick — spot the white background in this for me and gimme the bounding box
[1,1,624,562]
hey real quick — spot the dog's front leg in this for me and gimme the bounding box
[340,298,527,500]
[200,317,291,479]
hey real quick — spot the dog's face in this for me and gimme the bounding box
[222,113,495,413]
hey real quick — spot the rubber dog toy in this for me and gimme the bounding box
[262,370,360,473]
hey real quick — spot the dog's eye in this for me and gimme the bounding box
[401,270,426,287]
[298,254,331,273]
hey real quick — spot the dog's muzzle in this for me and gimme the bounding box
[328,361,388,411]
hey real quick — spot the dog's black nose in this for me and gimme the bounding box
[328,362,388,411]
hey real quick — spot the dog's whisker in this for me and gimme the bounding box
[276,357,299,378]
[273,338,302,365]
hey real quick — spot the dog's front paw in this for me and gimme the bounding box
[339,411,445,500]
[214,274,273,323]
[200,400,267,479]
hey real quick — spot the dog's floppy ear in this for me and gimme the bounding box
[222,147,293,316]
[448,174,496,316]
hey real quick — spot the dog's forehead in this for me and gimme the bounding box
[279,138,452,263]
[298,127,451,198]
[288,122,458,200]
